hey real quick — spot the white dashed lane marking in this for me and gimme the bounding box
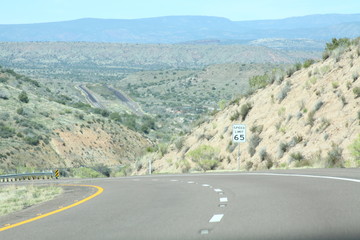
[220,197,228,203]
[187,181,195,184]
[214,188,222,192]
[209,214,224,223]
[202,184,210,187]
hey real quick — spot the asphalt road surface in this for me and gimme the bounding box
[1,169,360,240]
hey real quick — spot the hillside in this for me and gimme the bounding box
[149,39,360,173]
[0,67,152,172]
[0,42,316,79]
[0,14,360,43]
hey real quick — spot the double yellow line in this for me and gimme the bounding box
[0,184,103,232]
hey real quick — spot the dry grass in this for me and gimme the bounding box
[0,185,63,216]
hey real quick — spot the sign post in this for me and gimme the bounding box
[232,124,246,170]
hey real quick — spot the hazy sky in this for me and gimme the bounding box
[2,0,360,24]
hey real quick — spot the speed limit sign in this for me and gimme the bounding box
[232,124,246,143]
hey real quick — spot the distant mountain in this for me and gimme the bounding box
[0,14,360,43]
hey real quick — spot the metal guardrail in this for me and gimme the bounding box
[0,171,56,182]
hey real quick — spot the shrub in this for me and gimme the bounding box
[245,161,253,171]
[186,145,219,172]
[349,135,360,164]
[0,89,9,100]
[157,143,168,157]
[0,77,8,83]
[306,111,316,127]
[277,142,289,158]
[177,159,191,173]
[303,59,315,68]
[249,74,269,89]
[322,51,330,60]
[259,148,268,161]
[325,38,350,52]
[230,111,240,121]
[289,152,304,162]
[313,100,324,112]
[250,124,263,134]
[0,124,15,138]
[353,87,360,98]
[240,103,252,121]
[18,91,29,103]
[174,137,185,151]
[277,82,291,103]
[286,67,296,78]
[92,164,111,177]
[248,134,261,157]
[294,63,302,71]
[332,82,339,89]
[24,135,40,145]
[352,72,359,82]
[289,135,303,147]
[71,167,105,178]
[324,143,344,168]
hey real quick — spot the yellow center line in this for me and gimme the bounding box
[0,184,103,232]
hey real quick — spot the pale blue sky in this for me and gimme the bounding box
[2,0,360,24]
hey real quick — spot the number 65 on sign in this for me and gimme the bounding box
[232,124,246,143]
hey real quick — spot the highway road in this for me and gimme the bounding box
[1,168,360,240]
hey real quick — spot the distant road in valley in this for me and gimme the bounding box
[77,84,104,109]
[105,85,144,116]
[1,169,360,240]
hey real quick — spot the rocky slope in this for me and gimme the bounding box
[152,40,360,173]
[0,68,151,171]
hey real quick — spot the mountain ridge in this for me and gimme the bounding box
[1,14,360,43]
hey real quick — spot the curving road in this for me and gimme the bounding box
[1,169,360,240]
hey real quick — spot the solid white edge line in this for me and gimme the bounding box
[209,214,224,223]
[242,173,360,183]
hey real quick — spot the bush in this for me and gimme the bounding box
[157,143,168,157]
[0,124,15,138]
[230,111,240,121]
[277,82,291,103]
[186,145,219,172]
[349,135,360,164]
[277,142,289,158]
[313,100,324,112]
[353,87,360,98]
[240,103,252,121]
[306,110,316,127]
[322,51,330,61]
[174,137,185,151]
[352,72,359,82]
[245,161,253,171]
[71,167,105,178]
[303,59,315,68]
[259,148,268,161]
[286,67,296,78]
[289,152,304,162]
[325,38,350,52]
[0,89,9,100]
[324,143,344,168]
[92,164,111,177]
[18,91,29,103]
[249,74,269,89]
[24,135,40,145]
[248,134,261,157]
